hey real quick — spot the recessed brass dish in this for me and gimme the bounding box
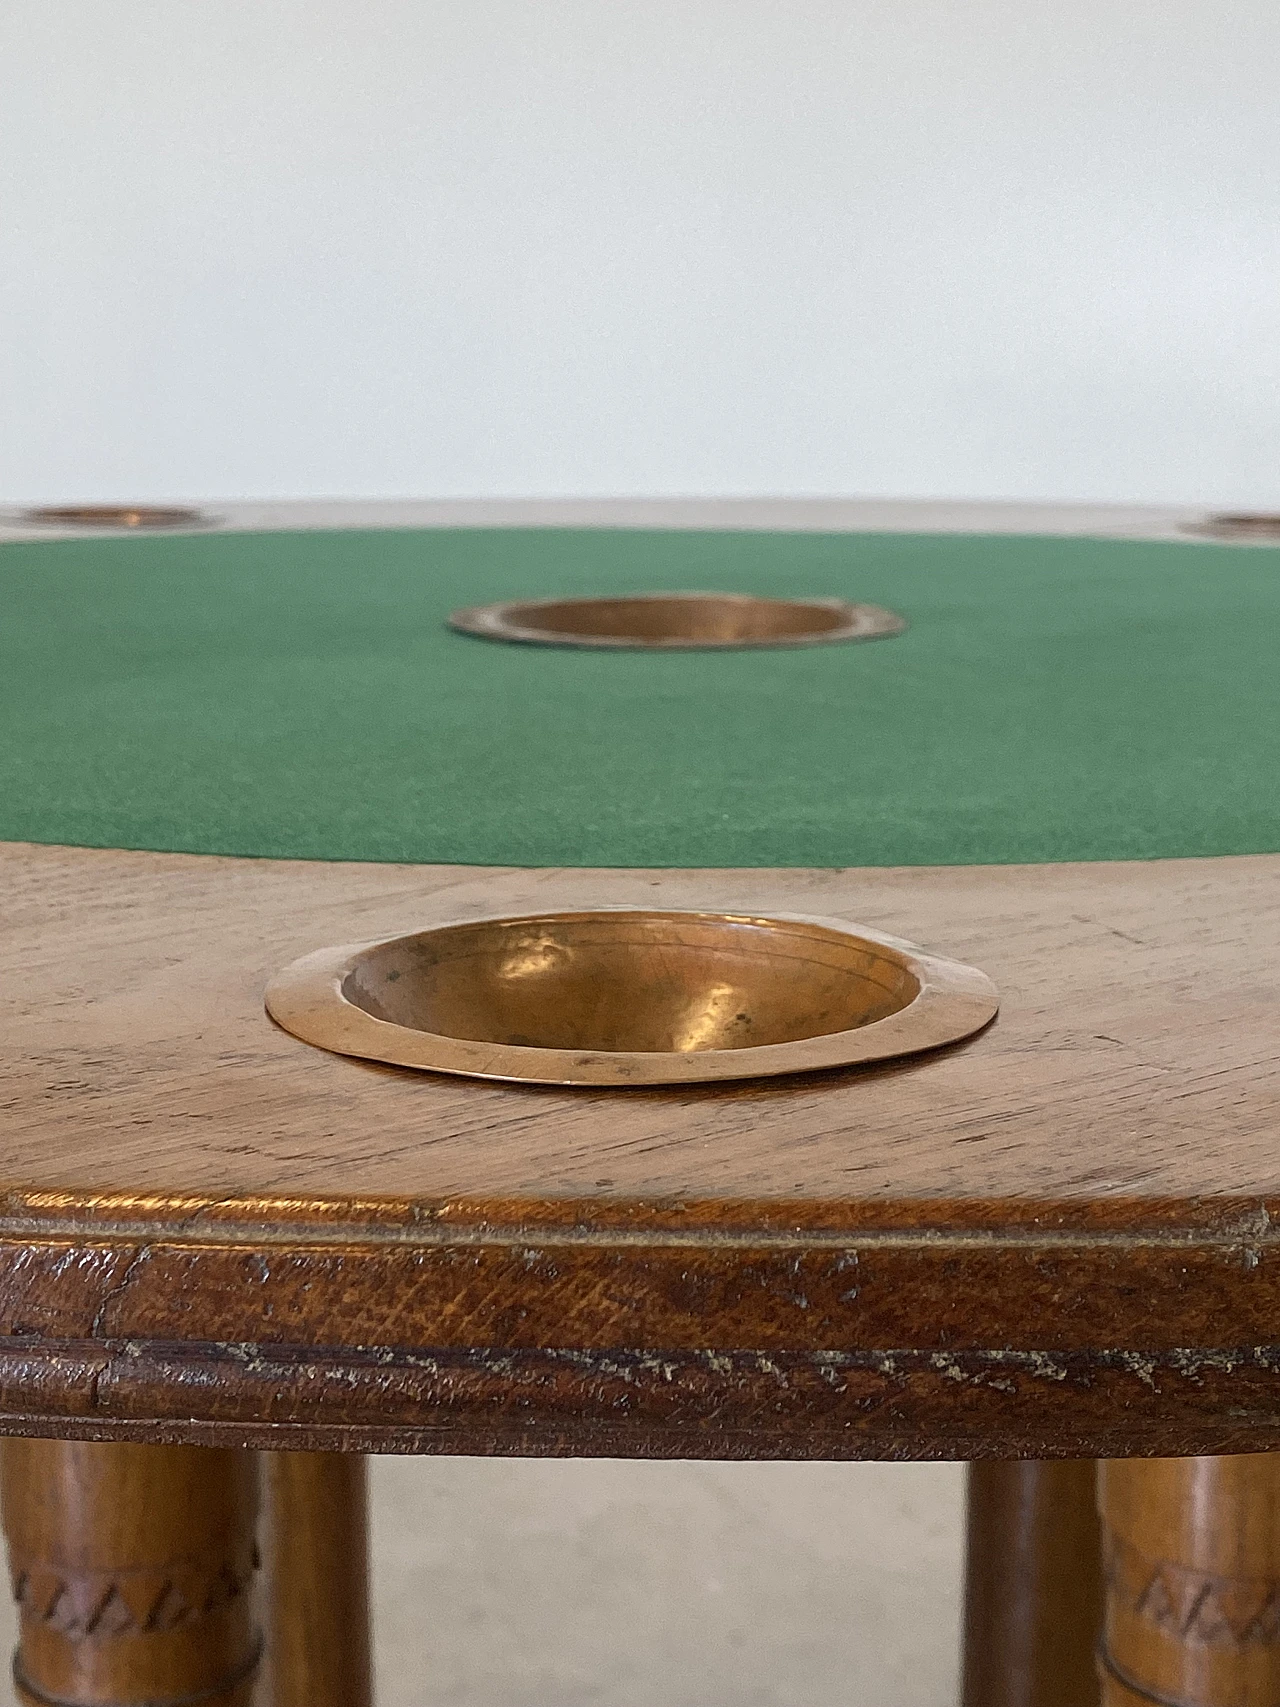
[12,505,215,531]
[265,909,996,1087]
[448,593,906,650]
[1181,513,1280,543]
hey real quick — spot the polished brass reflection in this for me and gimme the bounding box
[448,592,906,650]
[1181,513,1280,543]
[266,909,997,1087]
[14,505,214,530]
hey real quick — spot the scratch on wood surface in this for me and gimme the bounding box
[88,1248,149,1339]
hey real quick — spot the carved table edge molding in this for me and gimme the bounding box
[0,1404,1278,1461]
[0,1335,1275,1458]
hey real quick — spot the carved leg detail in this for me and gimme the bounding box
[0,1439,261,1707]
[962,1460,1103,1707]
[1098,1456,1280,1707]
[263,1452,372,1707]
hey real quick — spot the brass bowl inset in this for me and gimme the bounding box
[448,593,906,650]
[13,505,215,531]
[1181,513,1280,543]
[265,909,997,1087]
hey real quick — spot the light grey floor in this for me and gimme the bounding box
[373,1458,965,1707]
[0,1458,964,1706]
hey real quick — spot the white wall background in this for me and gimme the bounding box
[2,1,1278,506]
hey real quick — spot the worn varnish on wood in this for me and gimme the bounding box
[1,842,1279,1456]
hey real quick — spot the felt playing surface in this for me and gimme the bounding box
[2,526,1276,868]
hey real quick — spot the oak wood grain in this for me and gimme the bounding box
[2,841,1279,1455]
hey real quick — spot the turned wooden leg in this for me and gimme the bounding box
[0,1440,261,1707]
[263,1451,372,1707]
[1098,1456,1280,1707]
[963,1460,1104,1707]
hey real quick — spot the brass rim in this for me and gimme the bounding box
[265,908,997,1087]
[448,592,907,650]
[10,505,216,531]
[1180,513,1280,543]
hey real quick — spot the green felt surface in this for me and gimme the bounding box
[1,526,1277,869]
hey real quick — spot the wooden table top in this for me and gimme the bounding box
[4,839,1279,1460]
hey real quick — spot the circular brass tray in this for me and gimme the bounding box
[265,908,997,1087]
[10,505,216,531]
[1181,513,1280,543]
[448,592,906,650]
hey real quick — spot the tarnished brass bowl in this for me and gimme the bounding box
[266,909,997,1087]
[448,593,905,650]
[12,505,215,530]
[1181,513,1280,543]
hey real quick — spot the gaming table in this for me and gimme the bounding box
[2,498,1278,1707]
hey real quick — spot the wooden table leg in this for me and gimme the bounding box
[963,1460,1104,1707]
[263,1451,372,1707]
[0,1439,261,1707]
[1098,1455,1280,1707]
